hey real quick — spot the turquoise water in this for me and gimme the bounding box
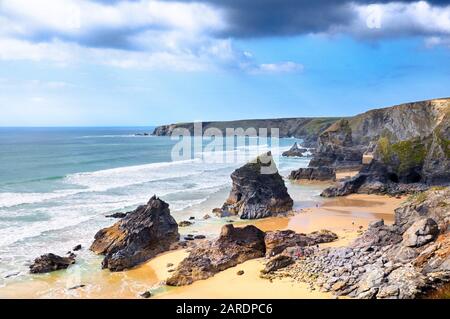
[0,127,314,285]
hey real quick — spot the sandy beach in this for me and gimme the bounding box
[0,191,405,299]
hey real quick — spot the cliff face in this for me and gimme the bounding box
[152,117,341,147]
[349,98,449,146]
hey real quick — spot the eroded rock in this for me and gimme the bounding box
[90,196,179,271]
[219,152,293,219]
[29,253,75,274]
[166,224,265,286]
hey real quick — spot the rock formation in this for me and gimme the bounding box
[287,98,449,190]
[263,187,450,299]
[29,253,75,274]
[90,196,179,271]
[288,167,336,181]
[282,142,307,157]
[218,152,293,219]
[264,229,338,257]
[166,224,338,286]
[166,224,266,286]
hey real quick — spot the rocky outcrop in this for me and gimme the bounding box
[218,152,293,219]
[308,119,364,170]
[166,224,266,286]
[282,142,307,157]
[29,253,75,274]
[288,167,336,181]
[291,98,449,192]
[166,224,338,286]
[264,187,450,299]
[90,196,179,271]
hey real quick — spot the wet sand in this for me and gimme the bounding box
[0,193,406,299]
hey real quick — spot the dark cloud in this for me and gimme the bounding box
[170,0,450,38]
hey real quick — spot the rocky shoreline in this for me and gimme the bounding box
[23,98,449,299]
[261,188,449,299]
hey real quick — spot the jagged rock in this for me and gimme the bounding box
[308,119,364,170]
[289,167,336,181]
[29,253,75,274]
[262,255,294,274]
[166,225,265,286]
[265,187,449,299]
[351,219,402,248]
[90,196,179,271]
[265,229,338,257]
[282,142,307,157]
[402,218,439,248]
[219,152,293,219]
[394,187,450,233]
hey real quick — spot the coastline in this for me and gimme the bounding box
[0,191,405,299]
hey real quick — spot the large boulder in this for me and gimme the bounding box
[90,196,179,271]
[402,218,439,248]
[289,167,336,181]
[166,225,266,286]
[219,152,293,219]
[29,253,75,274]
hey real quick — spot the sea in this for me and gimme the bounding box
[0,127,323,294]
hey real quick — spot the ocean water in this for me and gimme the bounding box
[0,127,316,288]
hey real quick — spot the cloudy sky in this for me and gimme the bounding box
[1,0,450,126]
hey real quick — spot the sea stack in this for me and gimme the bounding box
[219,152,293,219]
[90,195,179,271]
[282,142,307,157]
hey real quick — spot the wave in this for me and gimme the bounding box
[0,190,78,209]
[63,159,206,192]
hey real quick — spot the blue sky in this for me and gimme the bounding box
[1,0,450,126]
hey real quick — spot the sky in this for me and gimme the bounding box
[0,0,450,126]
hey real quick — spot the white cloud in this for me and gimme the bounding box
[252,62,304,74]
[347,1,450,40]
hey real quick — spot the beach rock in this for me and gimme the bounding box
[106,212,128,219]
[237,270,245,276]
[166,224,265,286]
[140,291,152,298]
[212,207,230,218]
[289,167,336,181]
[178,220,193,227]
[282,142,307,157]
[264,229,338,257]
[219,152,293,219]
[203,214,211,220]
[90,195,179,271]
[73,244,82,251]
[402,218,439,248]
[68,284,86,290]
[262,255,294,274]
[29,253,75,274]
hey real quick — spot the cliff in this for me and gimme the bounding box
[152,117,341,147]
